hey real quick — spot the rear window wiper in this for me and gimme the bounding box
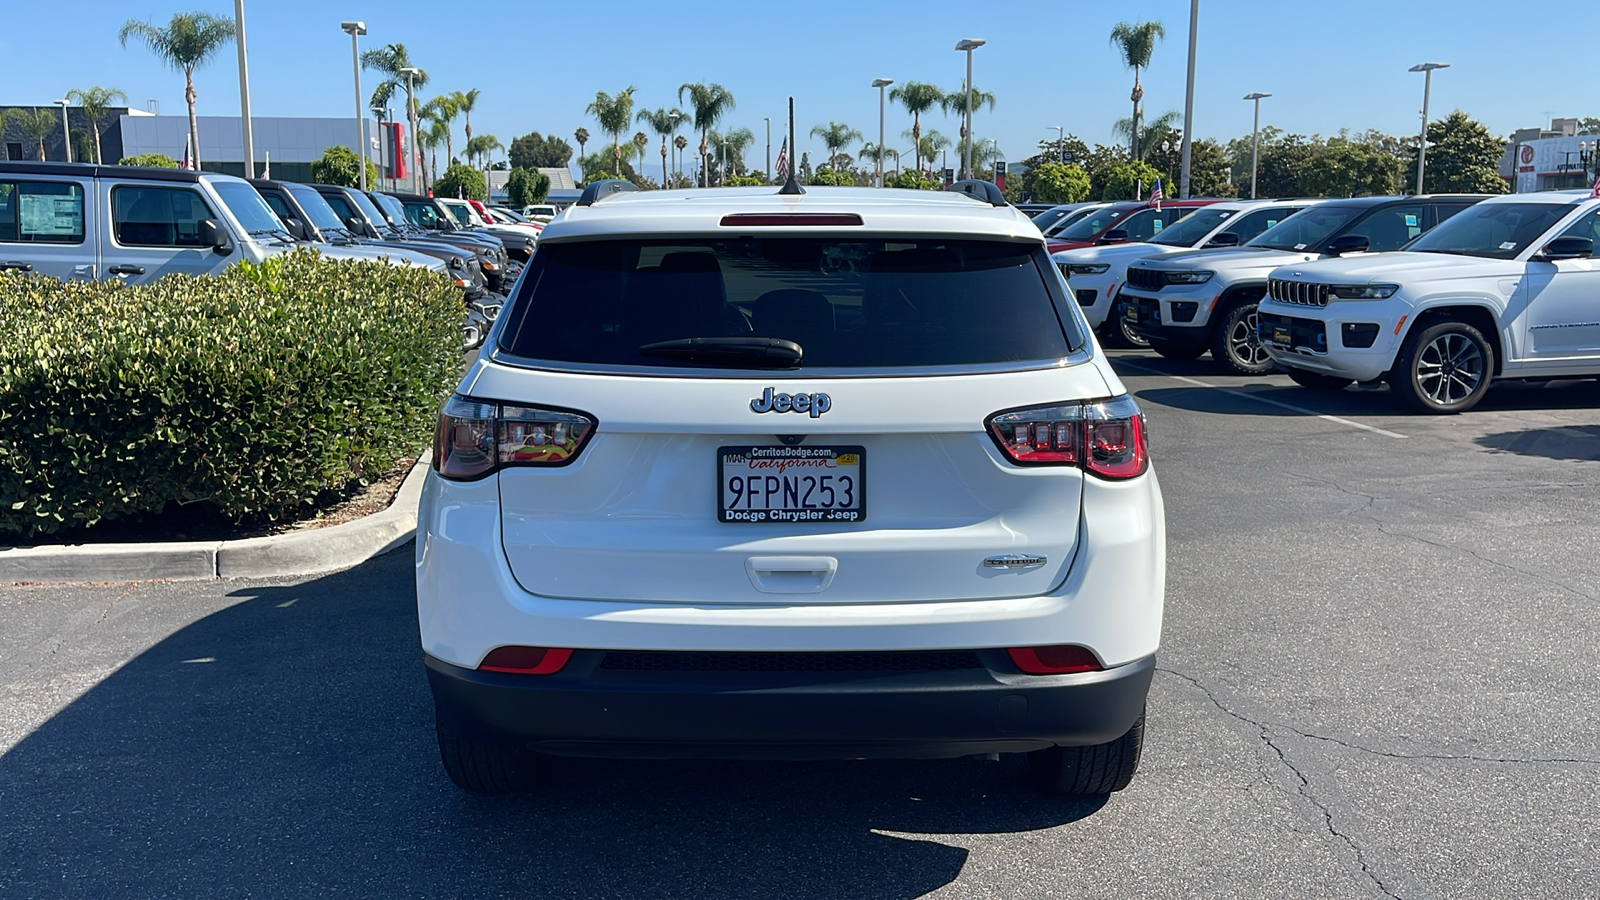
[639,337,802,369]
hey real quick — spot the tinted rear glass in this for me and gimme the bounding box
[500,238,1082,369]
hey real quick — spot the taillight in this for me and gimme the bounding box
[478,646,573,674]
[986,394,1148,479]
[432,395,596,480]
[1007,645,1103,675]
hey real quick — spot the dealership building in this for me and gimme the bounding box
[1499,118,1600,193]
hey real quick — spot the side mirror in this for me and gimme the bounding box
[197,218,233,255]
[1204,232,1240,248]
[1097,229,1129,244]
[1535,236,1594,261]
[1326,234,1370,256]
[284,217,306,241]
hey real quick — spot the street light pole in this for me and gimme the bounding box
[872,79,893,187]
[1049,125,1064,163]
[955,39,985,180]
[1243,92,1270,199]
[53,99,72,162]
[341,22,368,191]
[1410,62,1449,194]
[1179,0,1199,198]
[399,67,421,193]
[764,116,771,184]
[373,104,386,190]
[233,0,254,177]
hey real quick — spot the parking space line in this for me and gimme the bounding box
[1113,359,1408,440]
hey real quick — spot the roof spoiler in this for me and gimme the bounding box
[946,179,1008,207]
[576,179,638,207]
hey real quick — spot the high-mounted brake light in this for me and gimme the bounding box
[719,213,864,227]
[1007,645,1103,675]
[478,646,574,675]
[433,395,597,480]
[986,394,1149,479]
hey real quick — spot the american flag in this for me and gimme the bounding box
[774,138,789,180]
[1149,177,1164,211]
[180,138,194,171]
[1591,173,1600,198]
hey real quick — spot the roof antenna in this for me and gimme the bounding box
[778,96,805,195]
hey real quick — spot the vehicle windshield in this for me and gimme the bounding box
[403,200,446,230]
[212,181,287,236]
[1056,207,1132,241]
[1031,207,1074,228]
[1405,202,1576,259]
[443,203,475,227]
[1042,207,1103,237]
[499,238,1084,369]
[285,185,349,233]
[344,190,393,232]
[495,208,530,223]
[370,193,409,227]
[1149,208,1235,246]
[1247,205,1364,252]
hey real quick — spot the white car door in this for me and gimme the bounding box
[100,179,228,284]
[0,173,96,280]
[1519,208,1600,368]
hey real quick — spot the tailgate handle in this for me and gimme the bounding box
[745,556,837,594]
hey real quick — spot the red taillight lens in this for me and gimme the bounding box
[985,395,1148,478]
[1007,645,1103,675]
[478,646,574,674]
[433,395,597,480]
[719,213,864,227]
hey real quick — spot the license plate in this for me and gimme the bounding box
[718,446,865,524]
[1124,305,1140,322]
[1271,326,1292,345]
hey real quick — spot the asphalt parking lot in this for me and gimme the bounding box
[2,349,1598,899]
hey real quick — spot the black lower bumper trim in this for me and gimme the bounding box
[425,651,1155,760]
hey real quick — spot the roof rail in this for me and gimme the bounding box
[576,179,638,207]
[946,179,1007,207]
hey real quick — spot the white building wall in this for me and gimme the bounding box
[118,115,378,166]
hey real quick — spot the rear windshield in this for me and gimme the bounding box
[499,238,1084,370]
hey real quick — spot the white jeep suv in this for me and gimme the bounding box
[1055,199,1318,345]
[1260,190,1600,413]
[417,180,1165,795]
[1120,195,1486,374]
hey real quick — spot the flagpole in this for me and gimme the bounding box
[779,96,803,194]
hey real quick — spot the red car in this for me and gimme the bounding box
[1045,198,1219,254]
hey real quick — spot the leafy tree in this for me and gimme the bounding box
[889,81,944,174]
[587,86,637,182]
[637,107,684,188]
[12,108,58,161]
[65,86,128,164]
[1183,137,1235,198]
[1030,162,1092,204]
[309,145,379,188]
[118,152,179,168]
[723,174,764,187]
[1299,140,1403,197]
[508,132,573,170]
[892,169,941,190]
[1109,20,1165,159]
[505,167,550,207]
[810,122,863,172]
[1253,133,1315,198]
[1577,117,1600,135]
[808,167,854,187]
[360,43,426,178]
[1419,110,1510,194]
[434,163,486,200]
[678,82,735,187]
[1098,161,1164,201]
[119,12,237,168]
[578,151,638,184]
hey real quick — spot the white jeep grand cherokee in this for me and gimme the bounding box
[416,180,1165,795]
[1260,190,1600,413]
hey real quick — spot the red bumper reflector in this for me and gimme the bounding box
[719,213,864,227]
[1007,645,1103,675]
[478,646,574,675]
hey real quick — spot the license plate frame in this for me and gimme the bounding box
[717,445,866,524]
[1271,326,1293,346]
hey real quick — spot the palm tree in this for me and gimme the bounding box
[420,118,449,190]
[574,127,589,165]
[941,81,997,174]
[360,43,427,177]
[1109,20,1166,160]
[637,107,682,188]
[1112,110,1182,163]
[65,86,128,164]
[708,127,755,179]
[888,82,944,176]
[586,86,636,179]
[452,88,481,147]
[678,82,735,187]
[14,109,58,161]
[466,134,502,170]
[118,12,237,168]
[810,122,864,172]
[421,95,459,162]
[673,134,688,183]
[902,128,951,176]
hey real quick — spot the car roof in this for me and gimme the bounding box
[0,160,240,184]
[539,186,1041,243]
[1478,190,1595,206]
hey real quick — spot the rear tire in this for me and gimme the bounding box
[1030,711,1145,795]
[1286,368,1355,391]
[437,723,543,794]
[1389,319,1494,414]
[1210,301,1275,375]
[1150,341,1205,361]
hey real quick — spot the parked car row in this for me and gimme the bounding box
[1049,188,1600,413]
[0,161,523,349]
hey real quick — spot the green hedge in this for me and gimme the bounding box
[0,249,463,540]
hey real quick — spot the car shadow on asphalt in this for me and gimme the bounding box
[1476,425,1600,462]
[0,550,1104,899]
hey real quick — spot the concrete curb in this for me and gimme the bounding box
[0,454,431,584]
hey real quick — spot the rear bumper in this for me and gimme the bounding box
[426,651,1155,759]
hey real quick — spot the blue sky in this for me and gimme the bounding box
[2,1,1584,172]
